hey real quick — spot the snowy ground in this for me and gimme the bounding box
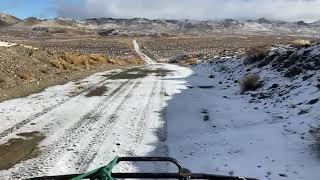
[166,57,320,180]
[0,41,16,47]
[0,41,319,180]
[0,41,38,49]
[0,42,192,179]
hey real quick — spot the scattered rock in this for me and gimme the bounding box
[284,66,303,78]
[302,74,314,81]
[278,173,287,177]
[258,53,277,67]
[228,171,234,176]
[307,98,319,105]
[298,109,309,115]
[269,83,279,89]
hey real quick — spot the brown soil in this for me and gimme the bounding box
[0,131,45,170]
[108,67,172,80]
[0,44,144,102]
[85,86,108,97]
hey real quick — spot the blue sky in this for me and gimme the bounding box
[0,0,57,19]
[0,0,81,19]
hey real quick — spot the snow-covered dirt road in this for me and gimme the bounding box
[0,42,191,179]
[1,41,319,180]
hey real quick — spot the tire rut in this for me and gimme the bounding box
[129,80,158,154]
[11,80,134,179]
[75,79,157,173]
[73,80,142,172]
[153,79,169,157]
[0,76,112,140]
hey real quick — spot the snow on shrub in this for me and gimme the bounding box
[310,126,320,147]
[245,45,270,64]
[239,74,260,91]
[291,39,311,48]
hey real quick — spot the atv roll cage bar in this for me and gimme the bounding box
[29,157,258,180]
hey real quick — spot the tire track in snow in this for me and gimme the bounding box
[11,80,135,178]
[75,79,158,173]
[129,79,158,154]
[72,80,142,172]
[0,73,115,140]
[154,79,169,156]
[131,78,169,173]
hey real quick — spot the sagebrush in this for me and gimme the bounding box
[291,39,311,48]
[310,126,320,143]
[239,74,260,91]
[245,45,269,64]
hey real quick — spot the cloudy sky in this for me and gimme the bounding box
[1,0,320,22]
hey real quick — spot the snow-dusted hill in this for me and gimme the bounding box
[0,12,21,24]
[169,43,320,179]
[1,11,320,37]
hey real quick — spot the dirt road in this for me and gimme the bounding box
[0,42,192,179]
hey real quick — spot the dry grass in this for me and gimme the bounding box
[126,57,145,65]
[50,52,144,70]
[49,60,63,69]
[18,72,33,80]
[177,58,198,65]
[60,53,91,66]
[245,45,270,64]
[291,39,311,48]
[184,58,198,65]
[239,74,260,91]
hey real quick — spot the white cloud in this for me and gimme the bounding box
[57,0,320,22]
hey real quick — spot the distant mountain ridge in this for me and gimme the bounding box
[1,12,320,38]
[0,12,21,24]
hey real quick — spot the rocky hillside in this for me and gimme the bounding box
[0,12,21,25]
[201,42,320,143]
[183,42,320,179]
[80,17,320,37]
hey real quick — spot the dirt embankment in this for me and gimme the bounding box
[0,45,143,102]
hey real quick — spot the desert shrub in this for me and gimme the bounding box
[0,77,5,85]
[245,45,270,64]
[49,59,63,69]
[291,39,311,48]
[216,64,227,72]
[61,53,87,66]
[60,60,71,70]
[185,58,198,65]
[126,57,144,65]
[239,74,260,91]
[89,54,107,63]
[19,72,33,80]
[310,126,320,150]
[310,126,320,142]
